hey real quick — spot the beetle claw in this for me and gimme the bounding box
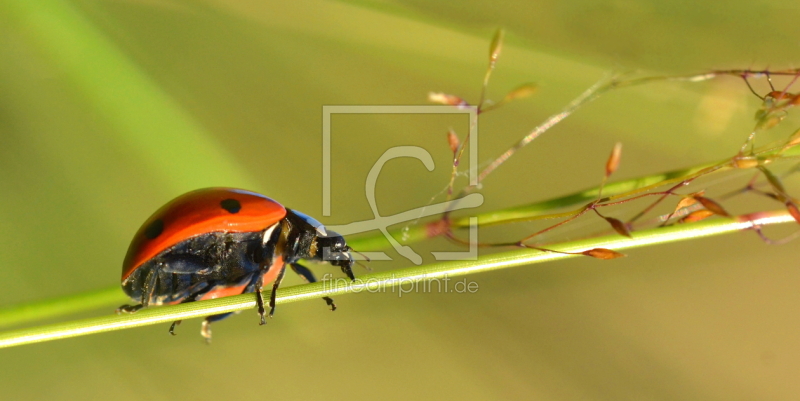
[201,320,212,344]
[324,297,337,311]
[169,320,182,336]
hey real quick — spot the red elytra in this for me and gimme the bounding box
[118,187,356,342]
[121,188,287,281]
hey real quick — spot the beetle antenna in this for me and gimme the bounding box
[355,260,372,272]
[350,248,371,262]
[350,248,373,271]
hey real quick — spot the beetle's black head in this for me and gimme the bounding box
[315,231,355,281]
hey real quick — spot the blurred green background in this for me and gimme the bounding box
[2,0,800,399]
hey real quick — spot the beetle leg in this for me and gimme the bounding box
[268,265,287,319]
[200,313,235,344]
[289,263,336,311]
[160,255,214,276]
[254,274,267,325]
[234,271,273,326]
[169,281,210,303]
[115,304,144,314]
[116,268,158,314]
[180,273,260,340]
[252,261,287,323]
[167,281,223,337]
[201,320,211,343]
[141,268,158,308]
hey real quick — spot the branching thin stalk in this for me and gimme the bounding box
[1,147,797,331]
[0,209,794,349]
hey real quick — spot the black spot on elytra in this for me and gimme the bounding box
[220,198,242,214]
[144,219,164,239]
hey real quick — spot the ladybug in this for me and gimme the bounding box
[118,188,355,341]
